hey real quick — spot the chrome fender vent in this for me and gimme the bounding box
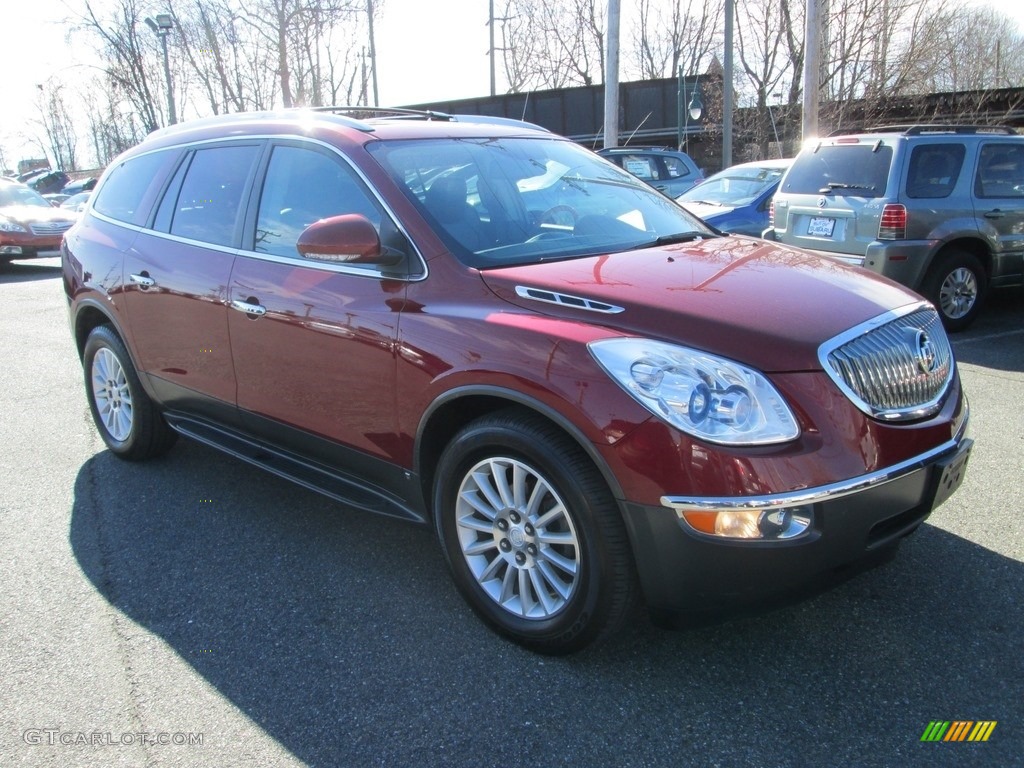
[515,286,623,314]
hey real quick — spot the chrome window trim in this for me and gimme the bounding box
[89,132,428,282]
[817,301,955,421]
[661,403,969,513]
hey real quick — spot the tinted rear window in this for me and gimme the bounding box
[781,144,893,198]
[92,151,174,224]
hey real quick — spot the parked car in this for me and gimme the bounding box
[62,177,97,195]
[43,193,71,207]
[596,145,703,196]
[25,170,71,196]
[63,109,971,653]
[60,191,92,213]
[765,125,1024,330]
[0,179,77,262]
[677,158,790,236]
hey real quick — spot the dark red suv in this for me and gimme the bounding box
[63,109,972,653]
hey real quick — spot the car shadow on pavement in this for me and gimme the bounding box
[0,260,62,284]
[70,441,1023,767]
[951,288,1024,373]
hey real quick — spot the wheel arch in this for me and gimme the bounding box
[414,386,626,522]
[929,236,992,285]
[73,300,128,361]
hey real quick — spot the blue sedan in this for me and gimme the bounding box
[677,158,790,237]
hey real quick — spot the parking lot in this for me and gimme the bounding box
[1,256,1021,767]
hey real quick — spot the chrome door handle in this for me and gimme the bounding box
[984,209,1005,219]
[129,273,156,287]
[230,299,267,317]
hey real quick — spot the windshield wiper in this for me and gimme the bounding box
[635,232,713,248]
[819,182,875,193]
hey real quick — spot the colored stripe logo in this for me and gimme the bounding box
[921,721,997,742]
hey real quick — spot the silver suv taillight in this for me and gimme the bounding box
[878,203,906,240]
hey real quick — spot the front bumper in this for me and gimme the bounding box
[622,422,972,622]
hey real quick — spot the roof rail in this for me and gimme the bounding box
[304,105,455,121]
[845,124,1018,136]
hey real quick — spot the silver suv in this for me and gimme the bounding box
[766,125,1024,330]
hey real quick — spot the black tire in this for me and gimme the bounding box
[922,249,987,332]
[433,410,637,654]
[83,325,177,460]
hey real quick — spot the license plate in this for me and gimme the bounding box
[931,439,972,509]
[807,217,836,237]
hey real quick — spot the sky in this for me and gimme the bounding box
[1,0,1023,170]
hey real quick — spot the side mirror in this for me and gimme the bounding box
[296,214,402,266]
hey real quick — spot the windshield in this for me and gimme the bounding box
[0,183,52,209]
[678,165,786,207]
[367,136,715,267]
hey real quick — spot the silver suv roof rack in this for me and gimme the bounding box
[849,124,1018,136]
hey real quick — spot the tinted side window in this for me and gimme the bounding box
[781,144,893,198]
[662,156,693,179]
[253,145,388,259]
[906,144,965,199]
[168,145,260,247]
[974,144,1024,199]
[92,151,173,225]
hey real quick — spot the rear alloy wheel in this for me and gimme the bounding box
[83,325,177,460]
[434,410,637,654]
[923,250,986,332]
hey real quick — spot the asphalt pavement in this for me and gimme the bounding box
[1,257,1022,768]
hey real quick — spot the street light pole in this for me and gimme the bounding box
[145,14,176,126]
[677,68,703,154]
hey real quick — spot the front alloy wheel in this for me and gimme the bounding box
[455,456,581,619]
[434,410,637,654]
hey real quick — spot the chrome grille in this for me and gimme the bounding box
[819,304,954,421]
[29,221,74,236]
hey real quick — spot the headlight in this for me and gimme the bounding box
[589,338,800,445]
[0,218,27,233]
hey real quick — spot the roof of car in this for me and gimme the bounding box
[143,107,552,148]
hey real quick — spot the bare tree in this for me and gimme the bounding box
[34,80,79,170]
[76,0,163,132]
[631,0,723,81]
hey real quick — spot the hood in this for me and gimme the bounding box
[0,205,76,225]
[480,236,922,373]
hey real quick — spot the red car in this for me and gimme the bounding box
[0,179,77,262]
[62,109,971,653]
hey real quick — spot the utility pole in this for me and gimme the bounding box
[367,0,379,106]
[489,0,496,96]
[722,0,733,168]
[603,0,620,148]
[801,0,820,140]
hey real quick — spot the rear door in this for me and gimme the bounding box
[123,142,262,412]
[972,142,1024,285]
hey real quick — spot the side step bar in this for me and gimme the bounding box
[163,413,425,524]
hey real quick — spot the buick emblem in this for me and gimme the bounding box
[817,196,827,208]
[914,330,936,374]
